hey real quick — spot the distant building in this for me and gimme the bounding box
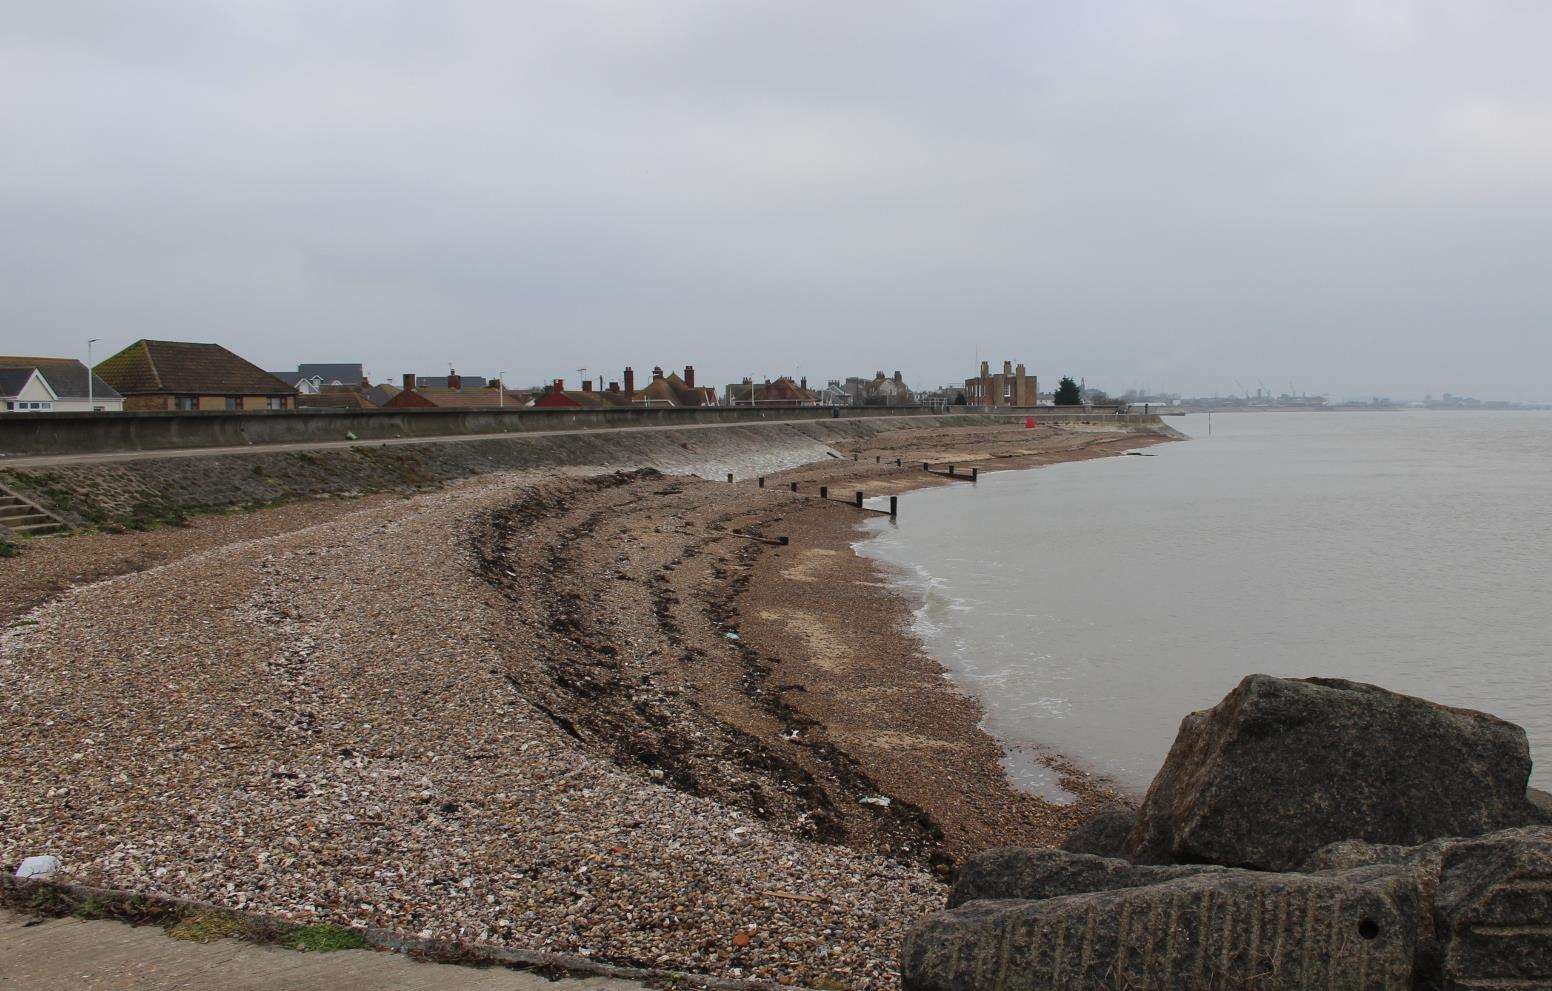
[382,372,525,409]
[94,340,295,411]
[269,363,368,394]
[916,385,969,409]
[724,376,821,407]
[857,370,913,406]
[630,365,715,407]
[295,386,381,410]
[531,378,613,409]
[964,360,1036,407]
[414,374,488,390]
[539,365,715,408]
[0,356,124,412]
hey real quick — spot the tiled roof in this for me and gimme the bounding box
[95,340,296,397]
[726,376,818,404]
[416,388,528,409]
[0,356,122,400]
[386,387,527,409]
[0,368,42,398]
[296,386,379,410]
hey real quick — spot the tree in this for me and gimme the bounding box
[952,391,968,405]
[1054,376,1082,406]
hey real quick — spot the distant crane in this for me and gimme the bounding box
[575,367,588,390]
[1235,379,1250,399]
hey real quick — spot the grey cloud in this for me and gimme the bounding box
[3,0,1550,398]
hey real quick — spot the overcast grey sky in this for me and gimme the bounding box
[3,1,1550,400]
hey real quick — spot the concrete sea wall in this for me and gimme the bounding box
[0,414,1173,528]
[0,405,1155,457]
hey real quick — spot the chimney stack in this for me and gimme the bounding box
[800,376,808,390]
[652,366,664,379]
[980,360,990,379]
[608,381,619,393]
[489,378,502,391]
[624,366,635,398]
[448,369,462,390]
[582,380,593,392]
[684,365,695,388]
[402,373,416,392]
[1003,360,1012,377]
[553,378,564,392]
[362,375,371,389]
[894,370,903,383]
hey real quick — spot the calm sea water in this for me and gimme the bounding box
[857,411,1552,799]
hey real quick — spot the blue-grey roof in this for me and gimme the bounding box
[0,357,121,400]
[296,363,366,383]
[0,367,37,398]
[417,375,487,389]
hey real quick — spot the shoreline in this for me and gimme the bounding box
[735,424,1180,862]
[0,418,1179,988]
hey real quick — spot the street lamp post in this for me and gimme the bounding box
[87,338,100,409]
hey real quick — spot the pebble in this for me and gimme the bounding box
[0,474,943,989]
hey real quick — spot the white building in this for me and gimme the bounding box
[0,357,125,412]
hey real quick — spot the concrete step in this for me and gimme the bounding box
[7,522,65,535]
[0,512,51,525]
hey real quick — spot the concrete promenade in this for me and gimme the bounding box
[0,909,644,991]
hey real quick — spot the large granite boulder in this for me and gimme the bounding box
[1126,675,1539,871]
[1434,828,1552,990]
[1058,803,1136,859]
[949,847,1226,908]
[1301,826,1552,990]
[905,866,1420,991]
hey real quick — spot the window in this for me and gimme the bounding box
[225,397,240,410]
[174,396,197,411]
[267,397,286,410]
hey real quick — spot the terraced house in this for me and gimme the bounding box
[93,339,297,412]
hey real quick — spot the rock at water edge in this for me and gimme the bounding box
[1128,675,1539,871]
[905,867,1418,991]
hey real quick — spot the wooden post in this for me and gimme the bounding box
[820,486,828,500]
[854,491,863,508]
[972,467,979,482]
[889,496,897,517]
[922,461,930,471]
[727,472,734,483]
[948,464,956,477]
[790,482,798,492]
[758,477,765,488]
[896,458,901,467]
[875,455,881,463]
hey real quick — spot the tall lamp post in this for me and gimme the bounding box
[498,370,506,408]
[87,338,100,410]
